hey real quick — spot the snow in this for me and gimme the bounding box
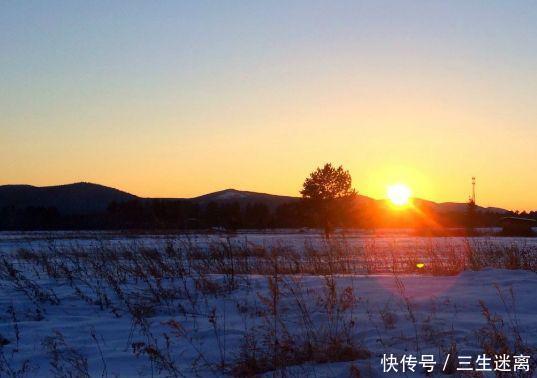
[0,232,535,377]
[212,191,248,200]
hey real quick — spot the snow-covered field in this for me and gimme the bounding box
[0,232,536,377]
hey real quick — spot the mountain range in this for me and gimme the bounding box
[0,182,510,215]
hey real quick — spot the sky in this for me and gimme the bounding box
[1,1,537,210]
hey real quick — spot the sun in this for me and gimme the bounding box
[387,183,412,207]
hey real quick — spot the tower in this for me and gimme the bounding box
[471,177,476,204]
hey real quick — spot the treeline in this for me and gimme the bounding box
[0,200,303,230]
[0,198,525,231]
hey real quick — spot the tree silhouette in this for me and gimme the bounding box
[301,163,357,238]
[466,197,477,235]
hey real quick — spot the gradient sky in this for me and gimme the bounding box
[2,1,537,210]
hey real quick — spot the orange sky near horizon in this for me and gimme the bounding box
[2,2,537,211]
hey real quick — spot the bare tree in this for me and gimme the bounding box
[466,197,477,235]
[301,163,357,238]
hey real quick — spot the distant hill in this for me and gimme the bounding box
[412,198,510,214]
[190,189,298,209]
[159,189,511,215]
[0,183,137,215]
[0,182,511,215]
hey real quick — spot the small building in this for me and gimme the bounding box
[499,217,537,236]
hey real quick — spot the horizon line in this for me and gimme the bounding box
[0,180,530,212]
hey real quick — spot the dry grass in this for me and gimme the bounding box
[0,236,535,376]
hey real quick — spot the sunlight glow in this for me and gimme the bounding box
[387,184,412,207]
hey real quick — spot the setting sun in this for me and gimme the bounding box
[387,184,412,207]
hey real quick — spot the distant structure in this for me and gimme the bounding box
[466,176,477,234]
[500,217,536,236]
[470,176,476,204]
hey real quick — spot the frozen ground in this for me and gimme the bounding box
[0,232,535,377]
[1,229,537,254]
